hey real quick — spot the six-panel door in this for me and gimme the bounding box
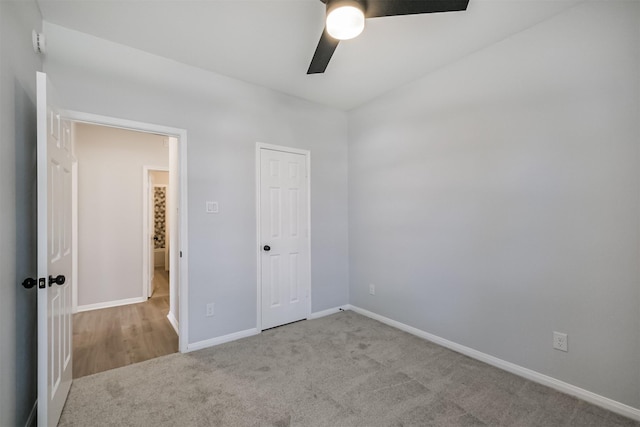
[260,148,310,330]
[37,72,73,427]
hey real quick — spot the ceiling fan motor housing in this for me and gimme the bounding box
[326,0,366,15]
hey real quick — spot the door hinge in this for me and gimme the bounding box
[180,251,183,258]
[38,278,46,289]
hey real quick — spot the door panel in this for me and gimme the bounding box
[37,72,73,427]
[260,148,310,330]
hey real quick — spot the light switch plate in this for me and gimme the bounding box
[206,201,219,214]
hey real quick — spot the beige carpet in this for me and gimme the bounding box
[59,311,638,426]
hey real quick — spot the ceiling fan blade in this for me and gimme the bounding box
[307,28,340,74]
[365,0,469,18]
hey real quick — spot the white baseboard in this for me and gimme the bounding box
[25,399,37,427]
[167,311,179,335]
[186,328,260,353]
[76,296,147,313]
[309,305,350,320]
[184,306,349,354]
[348,305,640,422]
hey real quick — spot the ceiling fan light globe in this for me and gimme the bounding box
[326,5,365,40]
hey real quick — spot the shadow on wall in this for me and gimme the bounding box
[13,78,38,424]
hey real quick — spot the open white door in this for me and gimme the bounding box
[37,72,73,427]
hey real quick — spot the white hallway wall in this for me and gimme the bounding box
[151,170,169,186]
[75,123,168,307]
[0,1,42,425]
[43,22,350,343]
[349,1,640,409]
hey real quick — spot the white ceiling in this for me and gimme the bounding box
[37,0,582,110]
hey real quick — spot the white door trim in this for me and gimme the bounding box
[65,110,189,353]
[255,142,312,331]
[143,167,169,299]
[71,161,78,312]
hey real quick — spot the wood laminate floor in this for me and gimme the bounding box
[72,268,178,378]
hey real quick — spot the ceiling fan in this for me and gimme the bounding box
[307,0,470,74]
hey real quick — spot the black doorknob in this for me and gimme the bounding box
[263,245,271,252]
[22,278,37,289]
[48,275,66,286]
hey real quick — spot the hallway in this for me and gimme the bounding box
[72,269,178,378]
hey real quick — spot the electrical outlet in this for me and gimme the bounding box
[206,303,215,317]
[369,284,375,296]
[553,331,568,352]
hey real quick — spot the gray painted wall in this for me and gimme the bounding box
[42,23,350,344]
[0,1,42,425]
[348,1,640,408]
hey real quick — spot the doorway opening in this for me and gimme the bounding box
[147,169,169,300]
[67,113,188,377]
